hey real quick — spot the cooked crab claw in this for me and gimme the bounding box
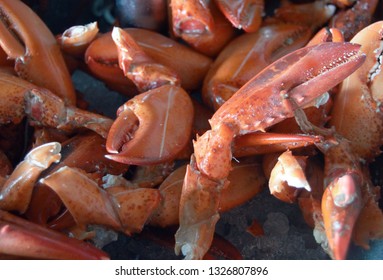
[0,142,61,214]
[214,0,264,33]
[0,210,109,259]
[322,171,362,260]
[106,84,194,165]
[176,42,366,260]
[112,27,180,92]
[170,0,214,37]
[0,0,76,105]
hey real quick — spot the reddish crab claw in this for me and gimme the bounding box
[175,42,366,259]
[105,84,194,165]
[105,27,194,165]
[214,0,264,33]
[0,0,76,105]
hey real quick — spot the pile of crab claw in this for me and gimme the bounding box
[0,0,383,260]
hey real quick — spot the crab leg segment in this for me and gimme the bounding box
[0,0,76,105]
[0,210,109,260]
[0,142,61,214]
[175,42,366,260]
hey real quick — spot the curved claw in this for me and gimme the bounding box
[106,85,194,165]
[215,0,264,32]
[85,28,212,94]
[0,210,108,260]
[0,142,61,213]
[322,172,362,260]
[57,22,99,57]
[112,27,180,92]
[170,0,214,36]
[0,0,76,105]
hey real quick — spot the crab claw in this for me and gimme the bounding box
[106,84,194,165]
[0,210,109,259]
[214,0,264,32]
[322,172,362,260]
[112,27,180,92]
[0,0,76,105]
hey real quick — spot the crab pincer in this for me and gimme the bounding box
[175,42,366,259]
[105,27,194,165]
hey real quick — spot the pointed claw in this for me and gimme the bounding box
[215,0,264,32]
[322,172,362,260]
[112,27,180,92]
[233,132,322,157]
[210,42,366,133]
[106,85,194,165]
[0,210,109,260]
[0,0,76,105]
[170,0,214,36]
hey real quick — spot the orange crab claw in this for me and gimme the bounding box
[111,27,180,92]
[0,0,76,105]
[57,22,99,57]
[322,172,362,260]
[214,0,264,33]
[106,84,194,165]
[0,210,109,260]
[169,0,236,57]
[84,28,212,94]
[170,0,214,37]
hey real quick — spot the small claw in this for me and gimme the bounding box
[0,210,109,260]
[170,0,214,36]
[322,172,362,260]
[233,132,322,157]
[112,27,180,92]
[0,142,61,213]
[215,0,264,32]
[0,0,76,105]
[106,85,194,165]
[267,150,310,203]
[57,22,99,57]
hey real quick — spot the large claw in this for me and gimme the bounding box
[0,0,76,105]
[176,42,366,259]
[106,84,194,165]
